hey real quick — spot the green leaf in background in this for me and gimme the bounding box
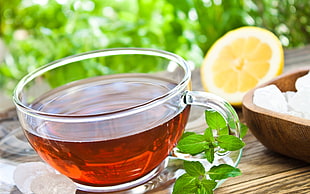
[1,0,310,93]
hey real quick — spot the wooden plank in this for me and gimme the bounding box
[216,166,310,193]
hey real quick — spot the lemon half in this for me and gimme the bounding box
[201,26,284,106]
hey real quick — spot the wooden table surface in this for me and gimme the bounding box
[1,46,310,193]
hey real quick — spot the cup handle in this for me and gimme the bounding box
[183,91,240,136]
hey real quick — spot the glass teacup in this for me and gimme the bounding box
[13,48,241,193]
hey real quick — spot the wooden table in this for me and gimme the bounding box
[1,46,310,193]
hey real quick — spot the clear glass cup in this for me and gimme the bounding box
[13,48,242,193]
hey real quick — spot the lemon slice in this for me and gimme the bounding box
[201,26,284,106]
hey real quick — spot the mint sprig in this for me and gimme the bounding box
[172,161,241,194]
[173,110,247,194]
[173,161,216,194]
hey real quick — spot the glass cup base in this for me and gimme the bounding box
[76,159,169,193]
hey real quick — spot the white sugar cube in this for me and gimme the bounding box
[14,162,55,194]
[287,110,303,118]
[288,87,310,116]
[283,91,296,103]
[303,113,310,120]
[31,173,76,194]
[253,71,310,120]
[253,84,288,113]
[14,162,76,194]
[295,71,310,91]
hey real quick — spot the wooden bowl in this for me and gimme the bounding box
[242,67,310,163]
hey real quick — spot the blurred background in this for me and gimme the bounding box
[0,0,310,94]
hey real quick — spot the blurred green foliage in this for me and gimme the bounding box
[0,0,310,92]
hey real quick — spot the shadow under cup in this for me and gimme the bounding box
[13,48,241,193]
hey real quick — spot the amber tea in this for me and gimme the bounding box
[24,74,190,187]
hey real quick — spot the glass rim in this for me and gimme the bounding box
[13,47,191,122]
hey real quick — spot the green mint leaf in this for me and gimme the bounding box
[218,126,229,136]
[197,185,213,194]
[205,110,226,129]
[204,127,215,142]
[177,134,208,155]
[174,109,246,194]
[240,123,249,138]
[217,135,245,151]
[184,160,205,177]
[181,131,197,139]
[197,187,209,194]
[199,179,217,193]
[208,164,242,180]
[205,147,215,163]
[172,173,198,194]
